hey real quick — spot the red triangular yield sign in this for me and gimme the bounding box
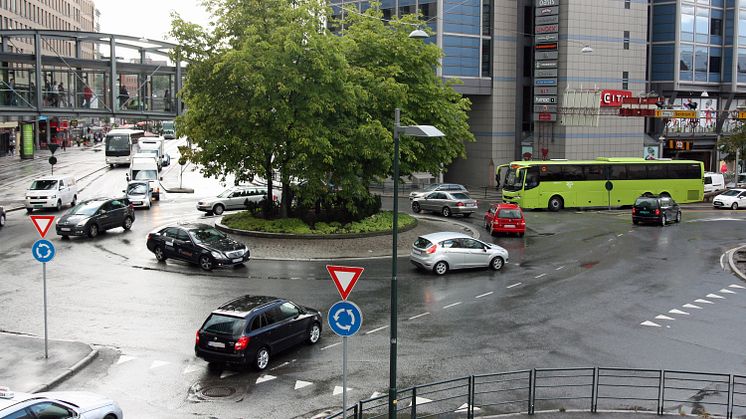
[326,265,364,300]
[30,215,55,238]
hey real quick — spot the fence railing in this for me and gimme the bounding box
[326,367,746,418]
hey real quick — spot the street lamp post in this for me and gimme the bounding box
[389,108,444,418]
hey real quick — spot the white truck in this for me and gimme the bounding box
[137,137,169,169]
[127,155,162,201]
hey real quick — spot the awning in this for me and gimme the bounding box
[0,121,18,129]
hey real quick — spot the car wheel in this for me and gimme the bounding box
[26,208,33,214]
[676,211,682,223]
[213,204,225,216]
[55,199,62,211]
[633,219,639,225]
[154,246,167,262]
[122,217,133,230]
[548,196,563,212]
[412,202,421,213]
[490,256,505,271]
[441,207,451,217]
[103,415,117,419]
[199,255,214,271]
[433,261,448,275]
[0,213,5,228]
[661,214,667,226]
[60,235,69,240]
[255,347,270,371]
[519,232,525,237]
[463,212,471,218]
[87,223,99,238]
[71,195,77,206]
[307,322,321,345]
[732,202,739,210]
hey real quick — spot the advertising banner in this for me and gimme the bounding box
[22,123,34,159]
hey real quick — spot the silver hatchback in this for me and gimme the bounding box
[411,191,478,217]
[410,232,509,275]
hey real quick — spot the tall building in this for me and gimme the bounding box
[331,0,651,186]
[0,0,99,58]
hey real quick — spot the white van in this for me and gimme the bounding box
[127,156,162,201]
[704,172,725,193]
[138,137,169,169]
[25,175,78,213]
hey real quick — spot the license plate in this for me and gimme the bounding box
[232,258,243,263]
[60,228,71,232]
[412,249,422,255]
[467,203,476,207]
[714,202,722,206]
[207,341,225,348]
[505,225,515,228]
[132,201,142,205]
[34,204,42,208]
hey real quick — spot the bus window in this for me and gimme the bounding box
[563,165,585,181]
[525,167,539,190]
[584,165,604,180]
[539,165,562,181]
[626,164,647,180]
[610,164,627,180]
[647,164,669,179]
[504,168,524,191]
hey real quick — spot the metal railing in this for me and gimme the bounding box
[326,367,746,418]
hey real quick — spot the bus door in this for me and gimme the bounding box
[496,164,510,190]
[522,166,540,208]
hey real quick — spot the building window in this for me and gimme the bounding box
[681,5,694,42]
[680,44,694,81]
[482,0,491,36]
[623,31,630,50]
[622,71,629,90]
[695,46,708,81]
[481,39,491,77]
[711,17,723,36]
[624,0,630,9]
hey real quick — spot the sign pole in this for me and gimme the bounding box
[342,336,348,419]
[43,261,48,359]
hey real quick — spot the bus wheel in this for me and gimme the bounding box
[548,196,563,212]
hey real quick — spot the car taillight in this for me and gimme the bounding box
[235,336,249,351]
[195,331,200,345]
[457,202,465,207]
[632,208,636,214]
[147,233,154,241]
[426,244,438,254]
[655,209,660,216]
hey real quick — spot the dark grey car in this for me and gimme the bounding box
[55,198,135,238]
[411,191,478,217]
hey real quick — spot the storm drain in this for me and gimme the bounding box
[188,382,245,403]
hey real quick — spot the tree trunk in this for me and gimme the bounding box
[280,180,290,218]
[264,154,273,219]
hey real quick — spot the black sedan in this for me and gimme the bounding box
[146,223,250,271]
[56,198,135,238]
[195,295,322,370]
[632,195,681,226]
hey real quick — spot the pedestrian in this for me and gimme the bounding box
[8,134,15,156]
[57,82,66,107]
[50,81,58,107]
[118,85,129,109]
[83,84,93,108]
[61,135,66,151]
[164,89,171,112]
[720,160,728,175]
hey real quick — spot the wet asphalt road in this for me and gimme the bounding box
[1,155,746,418]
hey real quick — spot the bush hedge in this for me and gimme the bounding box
[222,210,416,235]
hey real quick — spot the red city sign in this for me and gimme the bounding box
[538,112,554,121]
[600,90,633,107]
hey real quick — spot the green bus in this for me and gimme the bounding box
[498,157,704,211]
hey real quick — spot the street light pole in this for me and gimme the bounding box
[388,108,400,418]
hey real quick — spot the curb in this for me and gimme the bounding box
[215,215,419,240]
[727,244,746,281]
[28,347,99,393]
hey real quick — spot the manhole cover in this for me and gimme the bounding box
[187,382,245,403]
[202,386,236,398]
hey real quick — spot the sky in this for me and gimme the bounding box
[96,0,211,43]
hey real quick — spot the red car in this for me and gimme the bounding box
[484,203,526,236]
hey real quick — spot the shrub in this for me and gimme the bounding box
[222,210,415,235]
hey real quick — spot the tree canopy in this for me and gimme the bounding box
[170,0,474,220]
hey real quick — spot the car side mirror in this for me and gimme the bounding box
[159,176,163,181]
[125,174,130,181]
[122,190,126,193]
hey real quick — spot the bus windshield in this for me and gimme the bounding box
[503,168,524,192]
[106,135,130,152]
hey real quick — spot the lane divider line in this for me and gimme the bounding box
[365,326,389,335]
[475,292,494,299]
[534,273,547,279]
[321,342,341,351]
[408,312,430,320]
[507,282,522,289]
[555,266,565,271]
[443,302,462,309]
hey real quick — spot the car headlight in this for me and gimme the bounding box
[77,220,88,227]
[50,195,57,199]
[197,202,204,205]
[211,251,224,259]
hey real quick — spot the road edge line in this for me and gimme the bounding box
[727,244,746,281]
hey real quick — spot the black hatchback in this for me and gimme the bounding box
[56,198,135,238]
[146,223,250,271]
[195,295,322,370]
[632,195,681,226]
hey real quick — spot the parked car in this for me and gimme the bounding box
[197,186,280,216]
[411,191,477,217]
[146,223,250,271]
[195,295,322,370]
[410,232,509,275]
[704,172,726,193]
[25,175,78,213]
[484,203,525,236]
[55,198,135,238]
[409,183,468,201]
[0,205,5,228]
[123,181,153,209]
[0,387,123,419]
[726,173,746,189]
[632,195,681,226]
[712,188,746,210]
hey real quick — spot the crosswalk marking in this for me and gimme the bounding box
[294,380,313,390]
[641,321,661,327]
[182,364,203,375]
[116,355,136,365]
[149,360,169,370]
[256,374,276,384]
[333,386,353,396]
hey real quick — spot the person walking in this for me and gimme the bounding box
[57,82,66,107]
[83,85,93,108]
[8,133,15,156]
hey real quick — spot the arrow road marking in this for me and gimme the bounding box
[182,364,202,375]
[455,403,481,413]
[443,302,462,309]
[640,321,661,327]
[408,397,433,407]
[365,326,388,335]
[294,380,313,390]
[370,392,383,398]
[683,303,702,309]
[655,315,675,321]
[256,374,276,384]
[408,312,430,320]
[333,386,353,396]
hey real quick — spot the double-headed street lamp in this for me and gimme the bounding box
[389,107,444,418]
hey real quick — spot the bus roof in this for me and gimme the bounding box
[107,128,144,135]
[509,157,702,166]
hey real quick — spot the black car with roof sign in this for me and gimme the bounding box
[146,223,250,271]
[195,295,322,370]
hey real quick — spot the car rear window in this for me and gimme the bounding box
[413,237,433,249]
[498,209,522,219]
[451,193,470,200]
[634,198,659,208]
[202,314,247,337]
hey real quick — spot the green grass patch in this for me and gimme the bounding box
[222,211,416,235]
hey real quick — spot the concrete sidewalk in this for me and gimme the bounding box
[0,331,97,393]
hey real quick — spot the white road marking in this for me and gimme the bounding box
[694,299,714,304]
[682,303,702,309]
[256,374,276,384]
[720,253,726,269]
[475,291,494,299]
[269,361,290,371]
[555,266,565,271]
[617,234,624,237]
[408,397,433,407]
[655,315,675,321]
[720,288,737,294]
[507,282,523,289]
[640,321,662,327]
[669,309,690,316]
[220,371,238,379]
[443,302,462,309]
[365,326,389,335]
[116,355,136,365]
[149,360,169,370]
[408,312,430,320]
[370,391,383,398]
[333,386,353,396]
[294,380,313,390]
[455,403,481,413]
[534,273,547,279]
[290,277,302,280]
[182,364,202,375]
[730,284,746,289]
[707,293,725,299]
[321,342,341,351]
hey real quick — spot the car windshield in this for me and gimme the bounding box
[217,189,235,198]
[451,193,470,200]
[127,183,149,194]
[721,190,742,196]
[499,209,522,218]
[635,197,659,208]
[413,237,433,249]
[69,201,101,216]
[132,170,158,180]
[189,227,227,243]
[202,314,247,337]
[140,149,158,155]
[503,168,524,191]
[29,180,58,190]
